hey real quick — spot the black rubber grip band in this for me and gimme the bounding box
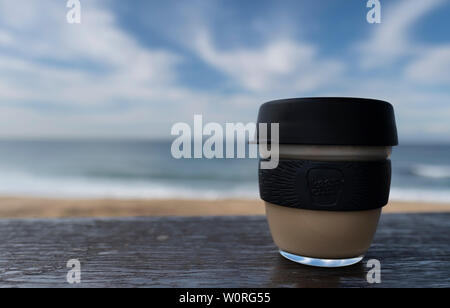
[259,159,392,211]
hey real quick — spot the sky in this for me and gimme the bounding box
[0,0,449,142]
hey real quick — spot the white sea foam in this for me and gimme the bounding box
[389,188,450,204]
[410,164,450,179]
[0,170,448,203]
[0,171,258,200]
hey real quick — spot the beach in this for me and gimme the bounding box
[0,141,448,218]
[0,197,448,218]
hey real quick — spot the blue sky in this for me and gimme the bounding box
[0,0,449,142]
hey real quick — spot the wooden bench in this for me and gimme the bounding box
[0,213,448,287]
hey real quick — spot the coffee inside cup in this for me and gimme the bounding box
[257,98,398,267]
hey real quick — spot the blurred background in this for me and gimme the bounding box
[0,0,449,205]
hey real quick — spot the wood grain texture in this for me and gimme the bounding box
[0,213,448,288]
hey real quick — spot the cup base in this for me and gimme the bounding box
[279,250,364,268]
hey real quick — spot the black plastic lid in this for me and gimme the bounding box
[256,97,398,146]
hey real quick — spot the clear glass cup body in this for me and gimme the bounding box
[263,145,392,267]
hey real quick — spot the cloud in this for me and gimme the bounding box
[0,0,448,142]
[192,30,344,93]
[358,0,446,68]
[0,0,347,138]
[348,0,450,140]
[0,0,196,137]
[405,45,450,85]
[0,0,182,105]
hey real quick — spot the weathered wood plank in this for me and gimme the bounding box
[0,213,448,288]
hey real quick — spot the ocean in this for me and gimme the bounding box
[0,140,448,203]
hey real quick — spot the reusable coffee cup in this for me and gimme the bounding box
[257,98,398,267]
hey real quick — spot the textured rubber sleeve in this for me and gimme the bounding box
[259,159,392,211]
